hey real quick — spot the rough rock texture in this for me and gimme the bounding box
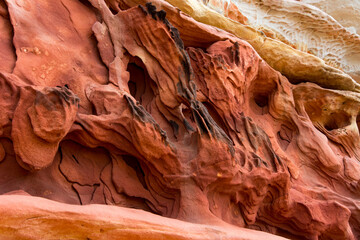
[0,0,360,239]
[201,0,360,76]
[298,0,360,82]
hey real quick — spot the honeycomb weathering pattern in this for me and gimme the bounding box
[201,0,360,80]
[0,0,359,239]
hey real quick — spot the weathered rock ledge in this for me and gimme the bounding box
[0,195,287,240]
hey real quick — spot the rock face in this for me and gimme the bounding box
[0,0,359,239]
[202,0,360,75]
[0,194,287,240]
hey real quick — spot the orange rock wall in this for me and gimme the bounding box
[0,0,359,239]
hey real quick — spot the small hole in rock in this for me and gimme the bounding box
[323,111,351,131]
[127,58,155,109]
[253,94,269,115]
[254,94,268,108]
[127,63,145,103]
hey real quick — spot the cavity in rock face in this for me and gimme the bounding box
[0,0,359,240]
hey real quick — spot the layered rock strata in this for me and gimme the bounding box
[0,0,359,239]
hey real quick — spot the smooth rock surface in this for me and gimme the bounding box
[0,195,287,240]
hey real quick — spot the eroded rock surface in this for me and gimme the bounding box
[202,0,360,75]
[0,0,359,239]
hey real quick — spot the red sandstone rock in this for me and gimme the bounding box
[0,195,288,240]
[0,0,359,239]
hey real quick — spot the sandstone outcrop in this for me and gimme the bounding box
[0,194,289,240]
[0,0,359,239]
[202,0,360,75]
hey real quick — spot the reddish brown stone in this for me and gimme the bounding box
[0,0,359,239]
